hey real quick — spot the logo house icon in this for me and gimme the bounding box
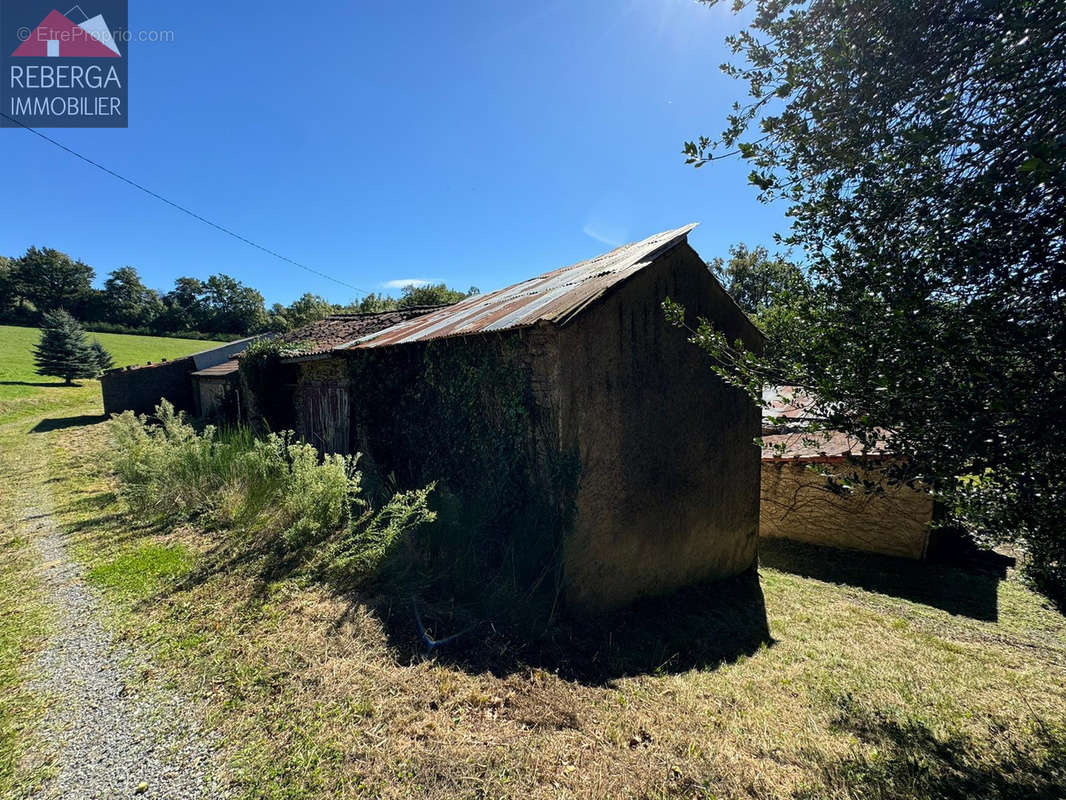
[11,7,121,58]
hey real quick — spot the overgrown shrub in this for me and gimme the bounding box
[108,401,435,584]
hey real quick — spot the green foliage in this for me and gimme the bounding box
[32,310,98,384]
[710,242,813,364]
[202,274,267,335]
[12,247,94,316]
[237,338,292,427]
[284,293,334,329]
[321,483,438,581]
[88,339,114,372]
[107,401,436,584]
[397,283,477,309]
[101,266,162,328]
[348,336,577,628]
[349,292,398,314]
[686,0,1066,602]
[2,242,478,338]
[0,257,14,313]
[710,243,807,317]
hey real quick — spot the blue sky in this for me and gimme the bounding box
[1,0,787,306]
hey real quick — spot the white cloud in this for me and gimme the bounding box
[381,278,432,290]
[582,222,626,247]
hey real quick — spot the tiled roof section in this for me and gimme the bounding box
[190,361,239,378]
[762,385,821,422]
[762,429,891,462]
[276,308,442,357]
[347,224,699,349]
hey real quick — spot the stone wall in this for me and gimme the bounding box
[759,460,934,559]
[101,358,196,416]
[554,243,764,612]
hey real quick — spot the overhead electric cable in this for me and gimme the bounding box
[1,111,372,296]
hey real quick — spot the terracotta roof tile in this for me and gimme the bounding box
[276,308,442,357]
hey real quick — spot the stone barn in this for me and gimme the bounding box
[759,388,936,560]
[272,224,763,613]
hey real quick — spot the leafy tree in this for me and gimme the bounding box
[89,339,114,372]
[349,292,399,314]
[156,276,208,332]
[14,247,94,316]
[202,274,267,335]
[398,283,477,309]
[711,244,807,317]
[285,293,334,329]
[263,302,292,332]
[681,0,1066,600]
[101,266,161,327]
[712,244,812,364]
[33,310,98,384]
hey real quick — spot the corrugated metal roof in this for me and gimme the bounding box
[345,224,698,349]
[190,360,240,378]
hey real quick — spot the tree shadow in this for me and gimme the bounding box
[30,414,109,433]
[760,538,1002,621]
[0,380,74,388]
[805,694,1066,799]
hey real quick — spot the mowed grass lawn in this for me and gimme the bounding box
[0,324,226,425]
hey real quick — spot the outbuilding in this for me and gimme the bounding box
[270,225,763,613]
[758,388,936,560]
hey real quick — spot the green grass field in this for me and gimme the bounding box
[0,325,226,425]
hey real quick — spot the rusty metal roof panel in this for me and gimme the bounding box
[347,224,698,349]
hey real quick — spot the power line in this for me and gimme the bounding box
[1,111,372,297]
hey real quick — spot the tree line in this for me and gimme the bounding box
[0,246,478,338]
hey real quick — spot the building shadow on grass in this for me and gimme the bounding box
[362,567,774,685]
[760,538,1003,621]
[166,530,773,685]
[30,414,109,433]
[811,695,1066,800]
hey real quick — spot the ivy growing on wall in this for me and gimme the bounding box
[346,332,579,630]
[238,338,297,430]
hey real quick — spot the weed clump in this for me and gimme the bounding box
[108,400,435,584]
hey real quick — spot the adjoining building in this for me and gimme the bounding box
[758,387,936,560]
[268,224,763,612]
[100,335,264,416]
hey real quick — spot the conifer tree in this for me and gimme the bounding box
[89,339,114,373]
[33,310,98,385]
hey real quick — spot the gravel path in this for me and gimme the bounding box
[25,505,228,800]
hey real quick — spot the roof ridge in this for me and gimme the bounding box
[343,223,699,349]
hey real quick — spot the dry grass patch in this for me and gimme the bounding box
[37,420,1066,799]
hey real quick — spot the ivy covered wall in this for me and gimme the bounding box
[341,329,579,626]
